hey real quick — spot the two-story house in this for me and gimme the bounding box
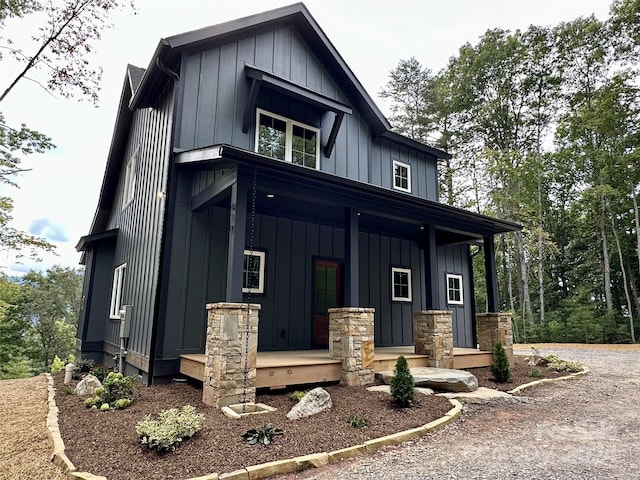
[76,3,519,387]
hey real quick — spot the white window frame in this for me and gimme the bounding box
[122,148,138,208]
[391,266,412,302]
[109,264,126,319]
[242,250,266,294]
[392,160,411,193]
[446,273,464,305]
[255,108,320,169]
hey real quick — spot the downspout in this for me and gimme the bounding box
[147,57,181,385]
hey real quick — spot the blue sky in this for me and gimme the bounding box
[0,0,612,277]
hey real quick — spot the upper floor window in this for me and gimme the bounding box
[391,266,412,302]
[393,160,411,192]
[110,263,126,319]
[446,273,464,305]
[243,250,265,294]
[256,109,319,169]
[122,148,138,208]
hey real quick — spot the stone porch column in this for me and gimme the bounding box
[412,310,454,369]
[202,302,260,408]
[477,312,514,367]
[328,307,375,386]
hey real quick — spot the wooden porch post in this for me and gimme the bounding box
[483,235,499,312]
[423,225,439,310]
[225,182,248,302]
[344,207,359,306]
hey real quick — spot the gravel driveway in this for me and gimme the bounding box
[277,344,640,480]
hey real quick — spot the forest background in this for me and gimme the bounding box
[1,0,639,379]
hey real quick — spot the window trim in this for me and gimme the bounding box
[255,108,320,169]
[391,266,412,302]
[122,148,138,208]
[392,160,411,193]
[446,273,464,305]
[109,263,126,319]
[242,250,266,294]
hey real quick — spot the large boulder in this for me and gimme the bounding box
[377,367,478,393]
[286,387,332,420]
[74,374,103,396]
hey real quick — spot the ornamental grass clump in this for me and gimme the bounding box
[390,355,415,408]
[136,405,205,452]
[490,341,512,383]
[84,372,135,410]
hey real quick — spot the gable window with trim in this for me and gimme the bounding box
[243,250,265,294]
[391,267,412,302]
[109,264,126,319]
[392,160,411,192]
[256,109,319,169]
[122,149,138,208]
[446,273,464,305]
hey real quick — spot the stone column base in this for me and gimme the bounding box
[412,310,454,369]
[329,307,375,386]
[477,312,513,367]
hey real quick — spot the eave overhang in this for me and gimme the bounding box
[75,228,118,252]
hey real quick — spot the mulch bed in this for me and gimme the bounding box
[52,355,568,480]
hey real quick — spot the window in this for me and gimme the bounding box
[392,160,411,192]
[243,250,265,294]
[109,264,126,319]
[123,148,138,207]
[391,267,412,302]
[256,109,319,169]
[447,274,464,305]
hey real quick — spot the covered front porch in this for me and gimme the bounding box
[179,346,493,389]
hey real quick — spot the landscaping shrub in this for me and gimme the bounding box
[242,424,283,445]
[75,358,95,373]
[84,372,135,410]
[344,413,368,428]
[90,366,111,382]
[390,355,415,407]
[50,356,65,373]
[136,405,205,452]
[546,354,583,373]
[490,341,512,383]
[290,390,306,402]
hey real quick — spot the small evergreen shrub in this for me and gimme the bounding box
[50,356,65,373]
[529,369,543,378]
[84,372,135,411]
[290,390,306,402]
[242,424,283,445]
[136,405,205,452]
[90,366,111,382]
[390,355,415,408]
[546,354,583,373]
[490,341,512,383]
[75,358,95,373]
[343,413,368,428]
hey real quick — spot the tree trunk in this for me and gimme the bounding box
[514,231,533,323]
[600,204,614,316]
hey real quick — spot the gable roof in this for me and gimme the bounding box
[129,2,450,160]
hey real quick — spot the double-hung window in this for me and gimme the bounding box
[392,160,411,192]
[391,267,412,302]
[243,250,265,294]
[256,109,319,169]
[109,264,126,319]
[446,274,464,305]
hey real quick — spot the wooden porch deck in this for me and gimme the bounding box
[179,346,492,389]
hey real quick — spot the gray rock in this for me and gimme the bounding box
[366,385,434,396]
[438,386,511,403]
[74,374,102,396]
[377,367,478,393]
[286,387,332,420]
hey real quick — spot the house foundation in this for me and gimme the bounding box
[328,307,375,386]
[412,310,454,368]
[477,312,514,367]
[202,302,260,408]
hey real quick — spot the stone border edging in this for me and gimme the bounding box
[507,367,590,395]
[45,373,107,480]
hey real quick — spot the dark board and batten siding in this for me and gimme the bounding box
[103,83,174,366]
[176,24,439,200]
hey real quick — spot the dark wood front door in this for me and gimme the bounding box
[313,260,344,347]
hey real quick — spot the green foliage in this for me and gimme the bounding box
[546,354,583,373]
[290,390,306,402]
[84,372,135,411]
[0,355,32,379]
[136,405,205,452]
[241,424,283,446]
[75,358,95,373]
[529,369,543,378]
[59,384,75,395]
[390,355,415,408]
[490,342,512,383]
[50,355,65,373]
[90,366,111,382]
[343,413,368,428]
